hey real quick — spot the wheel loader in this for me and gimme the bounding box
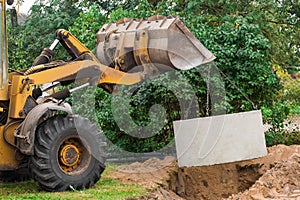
[0,0,215,191]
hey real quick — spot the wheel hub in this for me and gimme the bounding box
[60,144,80,167]
[58,137,84,173]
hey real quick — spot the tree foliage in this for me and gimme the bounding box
[8,0,90,69]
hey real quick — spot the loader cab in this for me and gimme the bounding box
[0,0,9,99]
[0,0,11,125]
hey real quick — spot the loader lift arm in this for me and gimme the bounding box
[28,29,144,87]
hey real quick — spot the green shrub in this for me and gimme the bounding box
[265,131,300,146]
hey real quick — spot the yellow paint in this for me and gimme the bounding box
[0,120,21,170]
[9,75,32,118]
[0,83,9,100]
[27,59,142,85]
[57,29,92,57]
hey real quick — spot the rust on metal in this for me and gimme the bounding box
[96,15,215,73]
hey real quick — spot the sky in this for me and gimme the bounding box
[7,0,34,14]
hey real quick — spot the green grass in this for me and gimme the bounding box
[290,104,300,115]
[0,165,147,200]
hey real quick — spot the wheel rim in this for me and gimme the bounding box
[58,137,91,175]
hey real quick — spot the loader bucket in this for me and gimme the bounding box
[96,15,215,72]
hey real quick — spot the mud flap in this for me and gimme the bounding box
[173,110,267,167]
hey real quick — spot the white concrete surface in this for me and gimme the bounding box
[173,110,267,167]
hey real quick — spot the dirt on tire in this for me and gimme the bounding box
[109,145,300,200]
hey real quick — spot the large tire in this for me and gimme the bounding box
[31,115,106,191]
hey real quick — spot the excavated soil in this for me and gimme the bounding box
[169,145,300,200]
[109,145,300,200]
[108,156,177,189]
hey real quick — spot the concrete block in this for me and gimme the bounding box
[173,110,267,167]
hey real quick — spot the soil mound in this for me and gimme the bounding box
[109,145,300,200]
[227,153,300,200]
[168,145,300,199]
[108,156,177,188]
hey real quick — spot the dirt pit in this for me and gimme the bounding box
[109,145,300,200]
